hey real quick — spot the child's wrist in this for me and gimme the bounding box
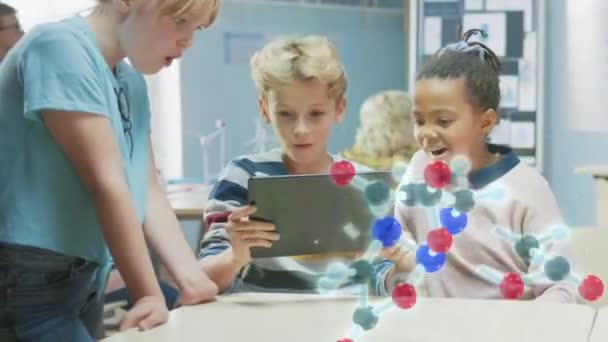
[226,248,249,270]
[176,270,205,292]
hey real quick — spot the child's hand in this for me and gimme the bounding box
[176,271,218,306]
[119,296,169,331]
[226,205,279,267]
[378,245,416,274]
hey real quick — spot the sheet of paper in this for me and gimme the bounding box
[510,121,535,149]
[490,118,511,146]
[464,0,484,10]
[518,32,537,111]
[485,0,533,32]
[424,17,443,55]
[462,13,507,56]
[217,292,359,304]
[499,75,519,108]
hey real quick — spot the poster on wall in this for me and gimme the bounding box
[424,17,443,55]
[462,13,507,56]
[518,32,537,111]
[510,121,535,149]
[485,0,533,32]
[499,75,519,108]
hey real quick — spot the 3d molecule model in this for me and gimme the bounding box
[323,157,605,342]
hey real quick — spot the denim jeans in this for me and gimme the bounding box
[0,243,103,342]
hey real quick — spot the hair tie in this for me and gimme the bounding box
[437,40,487,62]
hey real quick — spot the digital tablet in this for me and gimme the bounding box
[247,171,395,259]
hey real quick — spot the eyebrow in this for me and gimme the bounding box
[414,109,458,116]
[272,105,291,112]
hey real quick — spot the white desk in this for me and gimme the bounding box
[166,184,210,221]
[575,166,608,228]
[103,293,595,342]
[590,306,608,342]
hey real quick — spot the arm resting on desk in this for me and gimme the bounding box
[199,246,244,293]
[143,143,218,303]
[198,199,246,293]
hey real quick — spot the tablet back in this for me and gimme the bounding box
[247,171,395,259]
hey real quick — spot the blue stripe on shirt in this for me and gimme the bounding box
[233,159,287,177]
[209,180,248,205]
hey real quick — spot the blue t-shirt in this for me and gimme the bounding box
[0,15,150,265]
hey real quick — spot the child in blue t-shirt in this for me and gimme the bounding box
[0,0,221,340]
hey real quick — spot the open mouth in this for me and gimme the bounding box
[295,144,313,149]
[165,53,182,66]
[430,148,447,157]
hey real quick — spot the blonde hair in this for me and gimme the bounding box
[97,0,221,26]
[159,0,221,25]
[250,35,347,102]
[343,90,416,170]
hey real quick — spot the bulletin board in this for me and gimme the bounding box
[407,0,546,170]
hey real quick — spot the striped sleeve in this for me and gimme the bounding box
[198,159,253,259]
[371,260,395,296]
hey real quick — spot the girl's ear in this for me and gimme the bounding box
[480,108,498,135]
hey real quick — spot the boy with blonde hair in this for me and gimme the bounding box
[0,0,221,339]
[343,90,417,170]
[199,35,386,294]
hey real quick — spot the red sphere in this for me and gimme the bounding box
[330,161,356,186]
[427,227,453,253]
[579,275,605,301]
[392,282,417,309]
[337,339,354,342]
[424,160,452,189]
[499,272,525,300]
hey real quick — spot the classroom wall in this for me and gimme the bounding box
[179,0,406,182]
[177,0,606,247]
[543,0,608,227]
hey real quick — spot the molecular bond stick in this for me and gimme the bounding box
[323,157,604,342]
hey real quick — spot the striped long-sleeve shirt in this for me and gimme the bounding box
[198,148,393,295]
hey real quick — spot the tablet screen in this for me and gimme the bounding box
[247,171,395,259]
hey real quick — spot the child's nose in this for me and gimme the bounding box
[178,34,193,49]
[294,118,311,135]
[419,128,440,146]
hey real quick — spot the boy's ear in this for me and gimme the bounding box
[335,97,347,123]
[481,108,498,135]
[259,98,271,123]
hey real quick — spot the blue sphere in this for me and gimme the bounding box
[371,216,402,248]
[416,244,446,273]
[439,207,468,235]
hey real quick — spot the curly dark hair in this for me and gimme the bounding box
[417,28,501,112]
